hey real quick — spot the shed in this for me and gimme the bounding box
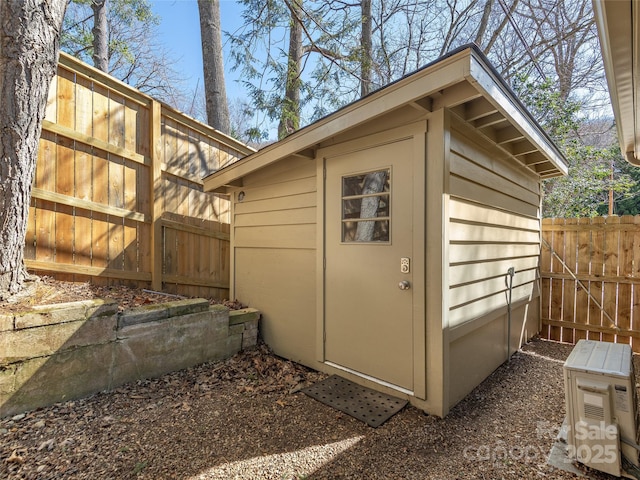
[203,45,567,417]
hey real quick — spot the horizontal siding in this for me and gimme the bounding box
[449,243,539,263]
[447,122,541,328]
[237,175,316,203]
[234,224,316,249]
[234,158,317,251]
[235,207,316,227]
[235,192,316,215]
[449,198,539,231]
[241,156,316,187]
[450,271,537,309]
[449,282,537,326]
[449,176,538,218]
[450,153,539,206]
[449,221,539,244]
[449,256,538,286]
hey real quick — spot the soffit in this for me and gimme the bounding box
[593,0,639,165]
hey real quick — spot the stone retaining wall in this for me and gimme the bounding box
[0,299,259,418]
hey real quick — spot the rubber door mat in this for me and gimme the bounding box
[301,375,408,428]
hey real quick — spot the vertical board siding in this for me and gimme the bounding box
[540,216,640,352]
[448,126,541,328]
[24,53,252,298]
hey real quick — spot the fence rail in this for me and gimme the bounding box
[540,216,640,352]
[24,52,253,299]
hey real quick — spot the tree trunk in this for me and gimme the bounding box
[474,0,493,47]
[355,171,387,242]
[0,0,68,299]
[92,0,109,71]
[198,0,230,134]
[484,0,519,54]
[360,0,372,97]
[278,0,303,140]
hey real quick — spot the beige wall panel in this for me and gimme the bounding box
[449,282,537,326]
[450,120,540,194]
[234,224,316,249]
[234,192,316,215]
[235,207,316,227]
[237,176,317,203]
[449,221,539,244]
[450,154,539,207]
[449,198,539,230]
[449,176,539,218]
[242,157,316,187]
[448,300,538,406]
[235,247,316,366]
[449,243,540,263]
[450,270,537,308]
[449,257,538,286]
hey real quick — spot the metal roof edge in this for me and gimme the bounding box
[203,46,475,192]
[204,44,568,191]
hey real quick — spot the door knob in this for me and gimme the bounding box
[398,280,411,290]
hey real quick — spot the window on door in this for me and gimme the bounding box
[341,168,390,243]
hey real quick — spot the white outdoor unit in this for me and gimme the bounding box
[564,340,640,478]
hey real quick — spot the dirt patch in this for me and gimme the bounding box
[1,338,618,479]
[0,277,245,314]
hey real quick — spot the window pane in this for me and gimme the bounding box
[341,169,390,243]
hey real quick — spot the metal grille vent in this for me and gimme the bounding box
[584,402,605,420]
[302,375,408,428]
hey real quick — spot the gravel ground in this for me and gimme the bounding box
[0,336,622,480]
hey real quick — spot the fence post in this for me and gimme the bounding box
[150,100,163,291]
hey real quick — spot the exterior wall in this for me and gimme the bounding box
[232,156,317,366]
[1,300,259,417]
[445,115,541,408]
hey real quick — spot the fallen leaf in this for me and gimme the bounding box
[38,439,55,451]
[5,449,25,464]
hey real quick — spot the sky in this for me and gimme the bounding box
[151,0,247,104]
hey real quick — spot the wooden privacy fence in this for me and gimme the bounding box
[541,216,640,352]
[24,52,253,298]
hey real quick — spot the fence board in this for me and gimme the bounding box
[541,215,640,352]
[618,216,634,345]
[562,218,577,344]
[26,52,253,299]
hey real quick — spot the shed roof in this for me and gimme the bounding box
[593,0,639,166]
[204,45,567,193]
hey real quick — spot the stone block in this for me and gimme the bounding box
[228,324,244,336]
[0,364,17,395]
[242,321,259,349]
[0,315,13,332]
[166,299,210,317]
[113,310,233,385]
[14,299,118,330]
[0,344,113,418]
[118,304,168,328]
[229,308,260,326]
[84,300,119,319]
[0,314,117,363]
